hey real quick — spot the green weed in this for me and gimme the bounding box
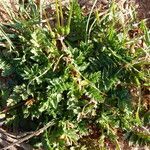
[0,0,149,149]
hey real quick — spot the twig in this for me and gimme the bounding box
[0,128,32,149]
[0,128,32,139]
[1,120,55,150]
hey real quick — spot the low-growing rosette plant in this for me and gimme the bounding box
[0,0,149,149]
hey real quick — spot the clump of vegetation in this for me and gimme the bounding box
[0,0,149,149]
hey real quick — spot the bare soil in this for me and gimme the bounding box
[0,0,150,26]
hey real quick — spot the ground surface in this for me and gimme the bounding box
[0,0,150,26]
